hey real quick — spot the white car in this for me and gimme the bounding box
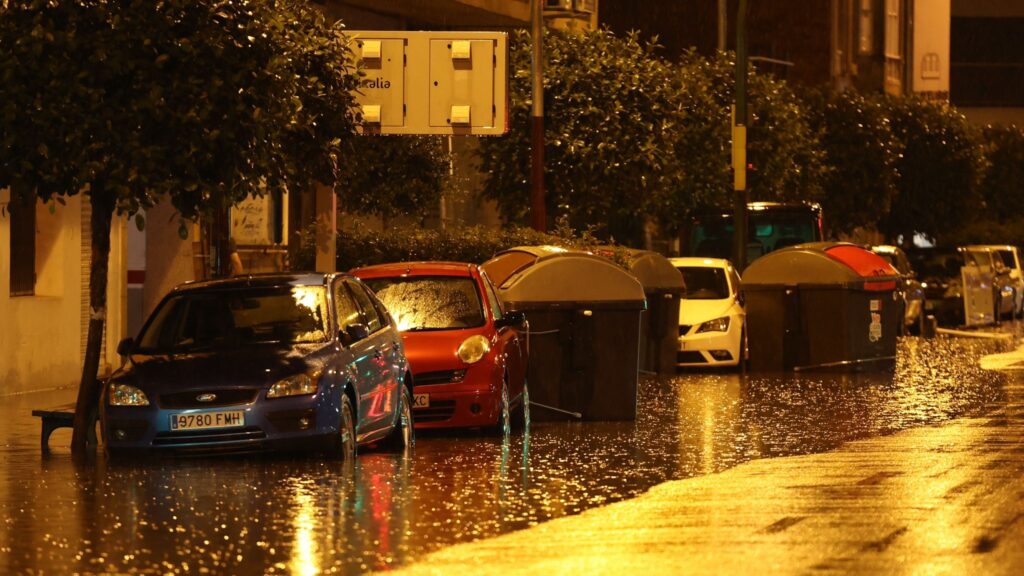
[669,257,746,368]
[975,244,1024,316]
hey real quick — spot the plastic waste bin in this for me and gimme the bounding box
[595,247,685,375]
[483,247,647,420]
[742,242,901,372]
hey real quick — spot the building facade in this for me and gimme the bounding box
[951,0,1024,125]
[0,190,128,395]
[601,0,948,98]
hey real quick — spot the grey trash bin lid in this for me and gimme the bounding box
[497,251,646,310]
[742,242,899,289]
[481,245,589,288]
[613,248,685,294]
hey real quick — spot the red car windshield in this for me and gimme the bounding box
[363,276,485,331]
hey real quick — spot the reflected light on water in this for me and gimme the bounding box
[289,482,320,576]
[701,397,716,476]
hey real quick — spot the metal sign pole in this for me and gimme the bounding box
[733,0,749,271]
[530,0,546,232]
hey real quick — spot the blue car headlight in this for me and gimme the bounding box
[267,373,319,399]
[696,316,730,333]
[108,383,149,406]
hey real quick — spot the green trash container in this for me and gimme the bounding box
[483,248,646,420]
[742,242,901,372]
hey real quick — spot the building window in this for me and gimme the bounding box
[9,193,36,296]
[859,0,874,54]
[885,0,901,59]
[884,0,903,90]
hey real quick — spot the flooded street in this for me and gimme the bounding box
[0,337,1009,574]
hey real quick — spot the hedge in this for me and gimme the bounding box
[290,222,631,272]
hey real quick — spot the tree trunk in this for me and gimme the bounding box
[71,193,114,456]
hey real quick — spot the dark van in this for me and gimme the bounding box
[682,201,824,268]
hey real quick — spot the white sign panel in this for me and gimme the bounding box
[231,194,274,245]
[350,31,509,136]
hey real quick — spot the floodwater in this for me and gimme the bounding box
[0,337,1009,574]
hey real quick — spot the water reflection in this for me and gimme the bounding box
[0,337,1009,574]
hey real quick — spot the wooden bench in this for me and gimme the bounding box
[31,403,96,452]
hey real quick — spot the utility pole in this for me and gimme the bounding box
[718,0,727,52]
[733,0,749,271]
[530,0,546,232]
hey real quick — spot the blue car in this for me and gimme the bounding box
[101,273,414,457]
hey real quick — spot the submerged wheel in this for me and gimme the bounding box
[333,393,357,460]
[383,384,415,451]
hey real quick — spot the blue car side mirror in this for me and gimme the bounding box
[343,323,370,344]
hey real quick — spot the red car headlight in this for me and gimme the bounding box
[457,335,491,364]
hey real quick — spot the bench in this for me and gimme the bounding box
[31,403,97,452]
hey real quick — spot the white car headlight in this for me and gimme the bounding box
[108,383,149,406]
[696,316,730,333]
[457,335,491,364]
[267,373,318,399]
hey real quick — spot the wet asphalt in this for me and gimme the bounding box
[0,336,1010,574]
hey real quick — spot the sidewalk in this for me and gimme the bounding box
[388,347,1024,576]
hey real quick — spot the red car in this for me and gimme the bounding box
[351,262,528,431]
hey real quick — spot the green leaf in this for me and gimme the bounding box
[178,221,189,240]
[134,213,146,231]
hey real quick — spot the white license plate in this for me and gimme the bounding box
[170,410,245,431]
[413,394,430,409]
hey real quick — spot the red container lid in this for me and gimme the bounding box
[824,245,899,291]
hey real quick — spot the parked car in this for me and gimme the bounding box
[908,247,965,326]
[960,245,1016,321]
[970,244,1024,316]
[101,273,414,457]
[870,245,925,333]
[668,257,746,367]
[352,262,528,431]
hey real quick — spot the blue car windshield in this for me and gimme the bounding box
[363,276,485,331]
[136,286,330,353]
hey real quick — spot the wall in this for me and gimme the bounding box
[0,192,128,395]
[911,0,951,96]
[142,201,195,321]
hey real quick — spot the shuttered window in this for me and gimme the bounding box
[9,194,35,296]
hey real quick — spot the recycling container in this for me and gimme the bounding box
[595,247,685,375]
[483,247,647,420]
[742,242,901,372]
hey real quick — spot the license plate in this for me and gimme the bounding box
[170,410,245,431]
[413,394,430,408]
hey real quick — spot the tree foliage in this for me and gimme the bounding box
[980,125,1024,223]
[478,28,684,245]
[879,97,987,244]
[673,51,826,212]
[802,88,900,237]
[0,0,360,219]
[476,31,828,245]
[336,136,449,224]
[0,0,361,453]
